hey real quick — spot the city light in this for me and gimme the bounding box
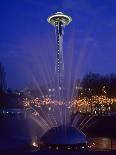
[23,94,116,115]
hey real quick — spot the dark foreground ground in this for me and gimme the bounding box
[83,115,116,138]
[0,115,116,154]
[0,149,116,155]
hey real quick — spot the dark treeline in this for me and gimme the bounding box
[0,62,6,91]
[0,62,116,109]
[0,62,23,108]
[77,72,116,98]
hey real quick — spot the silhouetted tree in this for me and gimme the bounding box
[80,73,116,98]
[108,74,116,98]
[0,62,7,91]
[81,73,102,97]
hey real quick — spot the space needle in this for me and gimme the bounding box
[47,12,72,99]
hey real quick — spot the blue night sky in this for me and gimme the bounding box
[0,0,116,89]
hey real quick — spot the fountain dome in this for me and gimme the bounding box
[41,126,87,145]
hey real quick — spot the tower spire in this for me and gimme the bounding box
[47,12,72,99]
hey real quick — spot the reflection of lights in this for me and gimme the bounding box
[32,141,38,148]
[56,146,59,150]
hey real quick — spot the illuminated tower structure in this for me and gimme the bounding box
[47,12,72,99]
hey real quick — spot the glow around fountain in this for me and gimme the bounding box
[23,12,87,146]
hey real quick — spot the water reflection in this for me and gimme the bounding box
[89,137,116,150]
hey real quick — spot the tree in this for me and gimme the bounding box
[0,62,7,91]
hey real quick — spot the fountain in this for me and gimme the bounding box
[39,12,87,148]
[41,125,86,144]
[23,12,87,149]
